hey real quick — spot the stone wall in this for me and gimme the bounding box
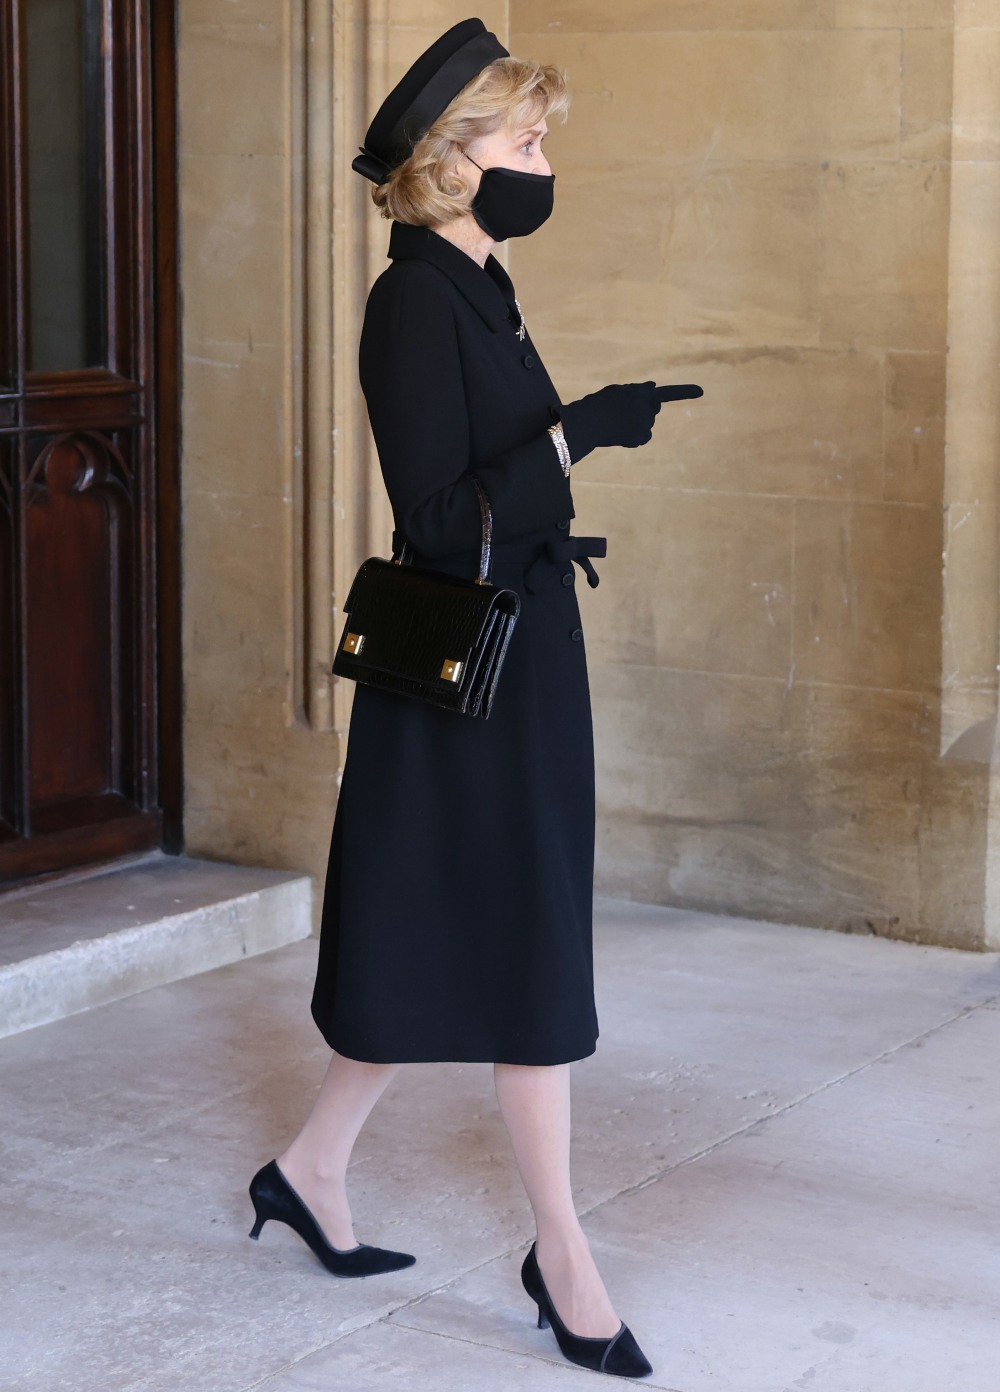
[509,0,1000,947]
[178,1,1000,946]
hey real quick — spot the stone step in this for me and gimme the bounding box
[0,849,313,1040]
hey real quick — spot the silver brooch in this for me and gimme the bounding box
[513,298,527,341]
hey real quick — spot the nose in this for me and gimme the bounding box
[533,151,552,177]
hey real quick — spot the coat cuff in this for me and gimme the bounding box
[472,428,575,540]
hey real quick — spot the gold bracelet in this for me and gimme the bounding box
[548,421,572,476]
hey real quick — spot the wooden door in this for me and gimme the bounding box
[0,0,181,883]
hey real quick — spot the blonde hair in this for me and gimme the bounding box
[372,57,570,227]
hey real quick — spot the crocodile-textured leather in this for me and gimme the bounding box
[332,556,519,719]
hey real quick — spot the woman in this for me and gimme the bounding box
[249,18,690,1381]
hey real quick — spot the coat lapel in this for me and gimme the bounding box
[386,220,520,336]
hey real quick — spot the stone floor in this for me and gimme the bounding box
[4,898,1000,1392]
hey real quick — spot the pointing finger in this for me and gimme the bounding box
[655,384,704,402]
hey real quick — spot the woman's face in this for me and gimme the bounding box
[464,117,551,182]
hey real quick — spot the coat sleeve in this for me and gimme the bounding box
[359,262,574,558]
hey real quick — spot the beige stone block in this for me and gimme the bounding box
[915,757,989,949]
[516,159,821,353]
[883,351,946,504]
[594,666,796,831]
[178,22,285,159]
[834,0,954,25]
[181,0,277,22]
[183,718,340,879]
[398,0,509,30]
[180,154,287,349]
[591,665,923,930]
[384,27,447,87]
[515,163,823,352]
[580,482,793,678]
[941,500,1000,713]
[945,350,1000,508]
[591,669,801,921]
[818,161,950,352]
[181,340,287,498]
[655,160,821,347]
[943,169,1000,503]
[952,29,1000,161]
[955,0,1000,27]
[782,681,984,949]
[792,498,943,690]
[592,661,985,945]
[182,491,291,700]
[182,667,298,739]
[514,30,901,166]
[183,709,336,796]
[901,30,955,161]
[378,4,509,86]
[554,345,883,501]
[517,278,674,361]
[379,0,508,33]
[512,0,841,30]
[513,164,668,294]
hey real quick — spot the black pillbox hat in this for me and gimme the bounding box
[352,17,509,185]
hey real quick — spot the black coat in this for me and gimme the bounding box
[310,220,607,1064]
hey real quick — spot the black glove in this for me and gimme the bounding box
[558,382,661,463]
[557,382,703,463]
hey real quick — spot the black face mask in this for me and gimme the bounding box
[465,154,555,242]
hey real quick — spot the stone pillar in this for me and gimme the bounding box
[941,0,1000,758]
[943,1,1000,946]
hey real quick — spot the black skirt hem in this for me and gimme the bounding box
[313,1020,600,1067]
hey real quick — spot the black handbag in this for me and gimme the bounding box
[331,478,520,718]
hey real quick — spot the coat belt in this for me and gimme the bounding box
[490,535,608,594]
[389,531,608,593]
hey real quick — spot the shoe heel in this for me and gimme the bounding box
[520,1240,653,1378]
[246,1159,416,1277]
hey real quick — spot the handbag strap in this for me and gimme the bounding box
[471,477,493,584]
[392,475,494,584]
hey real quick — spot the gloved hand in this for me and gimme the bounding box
[557,382,703,463]
[558,382,660,463]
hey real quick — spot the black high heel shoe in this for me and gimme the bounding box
[248,1159,416,1278]
[520,1241,653,1379]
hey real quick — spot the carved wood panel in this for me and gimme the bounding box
[0,0,180,884]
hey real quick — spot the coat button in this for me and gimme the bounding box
[561,571,574,586]
[522,354,536,369]
[570,627,583,641]
[556,519,570,530]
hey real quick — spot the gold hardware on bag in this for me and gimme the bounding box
[441,659,463,682]
[344,632,365,655]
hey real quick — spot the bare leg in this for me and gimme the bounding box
[493,1061,621,1338]
[275,1049,403,1249]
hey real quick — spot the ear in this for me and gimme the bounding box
[449,148,480,196]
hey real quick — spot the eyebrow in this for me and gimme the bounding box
[517,127,547,140]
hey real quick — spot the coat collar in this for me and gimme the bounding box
[386,220,519,335]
